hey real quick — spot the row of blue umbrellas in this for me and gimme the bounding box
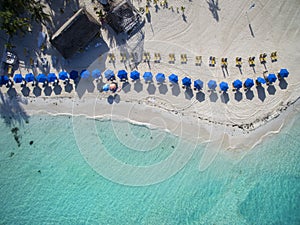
[1,68,289,90]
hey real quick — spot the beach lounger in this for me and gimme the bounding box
[169,53,175,63]
[108,53,115,63]
[221,57,228,68]
[154,53,161,63]
[195,56,202,66]
[143,52,150,62]
[248,56,255,67]
[236,57,242,67]
[259,53,267,64]
[181,54,187,64]
[30,57,34,67]
[7,65,13,76]
[271,51,277,62]
[209,56,216,67]
[120,52,127,62]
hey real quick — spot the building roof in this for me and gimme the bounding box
[105,0,143,34]
[50,8,101,58]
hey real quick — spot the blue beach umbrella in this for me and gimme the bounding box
[194,79,203,90]
[168,74,178,84]
[233,79,243,89]
[117,70,128,80]
[208,80,217,90]
[47,73,57,83]
[25,73,35,82]
[244,78,254,89]
[278,68,289,78]
[59,71,69,80]
[156,73,165,83]
[13,74,23,83]
[80,69,90,79]
[104,69,115,80]
[69,70,79,80]
[267,74,277,83]
[256,77,266,85]
[143,72,153,82]
[0,75,9,85]
[219,81,229,92]
[92,69,101,79]
[102,84,110,92]
[130,70,140,80]
[182,77,191,87]
[36,74,47,83]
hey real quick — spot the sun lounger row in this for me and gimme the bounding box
[107,51,278,67]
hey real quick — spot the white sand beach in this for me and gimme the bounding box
[1,0,300,152]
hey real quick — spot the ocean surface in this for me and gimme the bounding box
[0,110,299,224]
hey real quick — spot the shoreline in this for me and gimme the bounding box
[1,88,299,153]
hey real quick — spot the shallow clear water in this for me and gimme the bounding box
[0,111,299,224]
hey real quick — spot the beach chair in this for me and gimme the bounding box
[7,65,13,76]
[120,52,127,62]
[221,57,228,68]
[236,57,242,67]
[259,53,267,64]
[169,53,175,63]
[108,53,115,63]
[271,51,278,62]
[195,56,202,66]
[209,56,216,67]
[248,56,255,67]
[154,53,161,63]
[181,54,187,64]
[143,52,150,62]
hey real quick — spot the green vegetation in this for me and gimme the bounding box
[0,0,50,37]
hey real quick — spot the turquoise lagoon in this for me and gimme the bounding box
[0,111,299,224]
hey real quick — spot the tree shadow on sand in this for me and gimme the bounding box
[0,91,30,127]
[207,0,221,22]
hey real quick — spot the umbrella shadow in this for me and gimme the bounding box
[0,91,30,127]
[158,83,168,95]
[234,90,243,102]
[33,85,42,97]
[171,84,181,96]
[267,85,276,95]
[107,94,120,104]
[196,91,205,102]
[7,87,18,98]
[44,85,52,96]
[65,82,74,93]
[122,82,131,93]
[21,85,30,96]
[134,79,143,93]
[209,91,218,102]
[147,83,156,95]
[184,87,194,100]
[76,79,95,98]
[245,89,254,100]
[53,84,62,95]
[279,78,288,89]
[220,92,229,104]
[256,85,266,102]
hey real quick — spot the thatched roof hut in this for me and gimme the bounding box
[50,8,101,58]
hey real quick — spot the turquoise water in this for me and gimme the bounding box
[0,111,299,224]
